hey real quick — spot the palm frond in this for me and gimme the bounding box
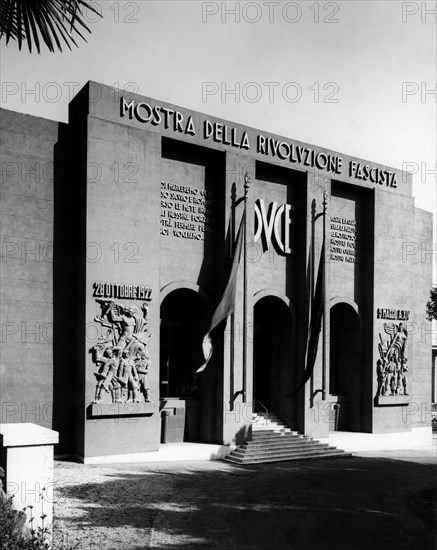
[0,0,101,53]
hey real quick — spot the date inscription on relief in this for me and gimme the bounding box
[93,282,152,301]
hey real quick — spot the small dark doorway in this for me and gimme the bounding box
[329,303,362,432]
[253,296,293,421]
[160,289,208,398]
[160,288,209,443]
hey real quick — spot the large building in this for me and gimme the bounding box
[0,82,433,462]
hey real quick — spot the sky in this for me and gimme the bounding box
[1,0,436,279]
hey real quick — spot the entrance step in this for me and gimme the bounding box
[251,412,295,433]
[224,412,352,465]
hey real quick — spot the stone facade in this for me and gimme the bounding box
[0,81,433,461]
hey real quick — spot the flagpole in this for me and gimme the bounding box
[242,173,250,403]
[230,183,237,410]
[322,191,328,400]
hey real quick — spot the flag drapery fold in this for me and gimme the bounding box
[293,240,325,393]
[197,214,245,374]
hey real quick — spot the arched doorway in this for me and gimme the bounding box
[160,288,208,399]
[329,302,362,432]
[160,288,209,443]
[253,296,294,424]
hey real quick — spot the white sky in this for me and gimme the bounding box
[1,0,436,280]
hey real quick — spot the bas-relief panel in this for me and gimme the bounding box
[90,292,152,405]
[375,309,411,406]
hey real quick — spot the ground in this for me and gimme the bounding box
[53,447,436,550]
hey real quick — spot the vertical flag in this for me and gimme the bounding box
[291,240,325,393]
[196,213,245,374]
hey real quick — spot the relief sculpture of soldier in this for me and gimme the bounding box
[376,358,387,397]
[117,349,139,403]
[135,349,152,402]
[93,347,122,404]
[91,298,152,404]
[376,321,409,396]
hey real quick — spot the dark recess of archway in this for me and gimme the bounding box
[253,296,294,426]
[330,303,362,432]
[160,288,212,442]
[160,288,208,398]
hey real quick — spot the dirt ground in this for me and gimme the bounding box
[52,450,436,550]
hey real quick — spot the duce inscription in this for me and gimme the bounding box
[254,198,296,255]
[160,181,215,240]
[330,216,361,263]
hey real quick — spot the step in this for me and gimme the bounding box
[230,446,338,459]
[252,430,292,435]
[245,435,324,444]
[227,453,347,465]
[252,413,279,420]
[251,429,291,434]
[244,437,319,445]
[235,442,330,452]
[252,426,292,432]
[230,448,342,459]
[251,431,303,439]
[229,445,345,456]
[252,419,284,426]
[239,440,329,449]
[244,432,317,444]
[252,417,284,425]
[252,416,285,423]
[233,441,335,452]
[224,450,352,465]
[234,412,351,464]
[252,419,288,427]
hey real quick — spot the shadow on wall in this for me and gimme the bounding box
[52,119,87,456]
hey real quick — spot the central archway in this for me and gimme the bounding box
[253,295,294,423]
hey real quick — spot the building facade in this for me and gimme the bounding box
[0,82,433,462]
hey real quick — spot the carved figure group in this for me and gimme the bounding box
[376,322,409,397]
[91,299,152,404]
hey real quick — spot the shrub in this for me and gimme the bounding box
[0,492,78,550]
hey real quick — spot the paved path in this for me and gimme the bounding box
[53,448,436,550]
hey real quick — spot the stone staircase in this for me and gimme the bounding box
[224,412,352,465]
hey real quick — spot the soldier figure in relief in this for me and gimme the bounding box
[93,347,122,404]
[386,354,397,395]
[400,358,409,395]
[107,304,137,350]
[135,349,152,402]
[117,349,139,403]
[376,358,387,396]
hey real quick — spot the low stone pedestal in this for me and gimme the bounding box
[374,394,411,406]
[160,398,186,443]
[0,423,59,533]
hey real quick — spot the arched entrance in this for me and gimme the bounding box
[329,302,362,432]
[160,288,208,398]
[160,288,209,442]
[253,296,294,424]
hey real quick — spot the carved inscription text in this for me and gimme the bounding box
[160,181,215,240]
[330,216,361,263]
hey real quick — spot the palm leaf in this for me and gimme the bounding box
[0,0,101,53]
